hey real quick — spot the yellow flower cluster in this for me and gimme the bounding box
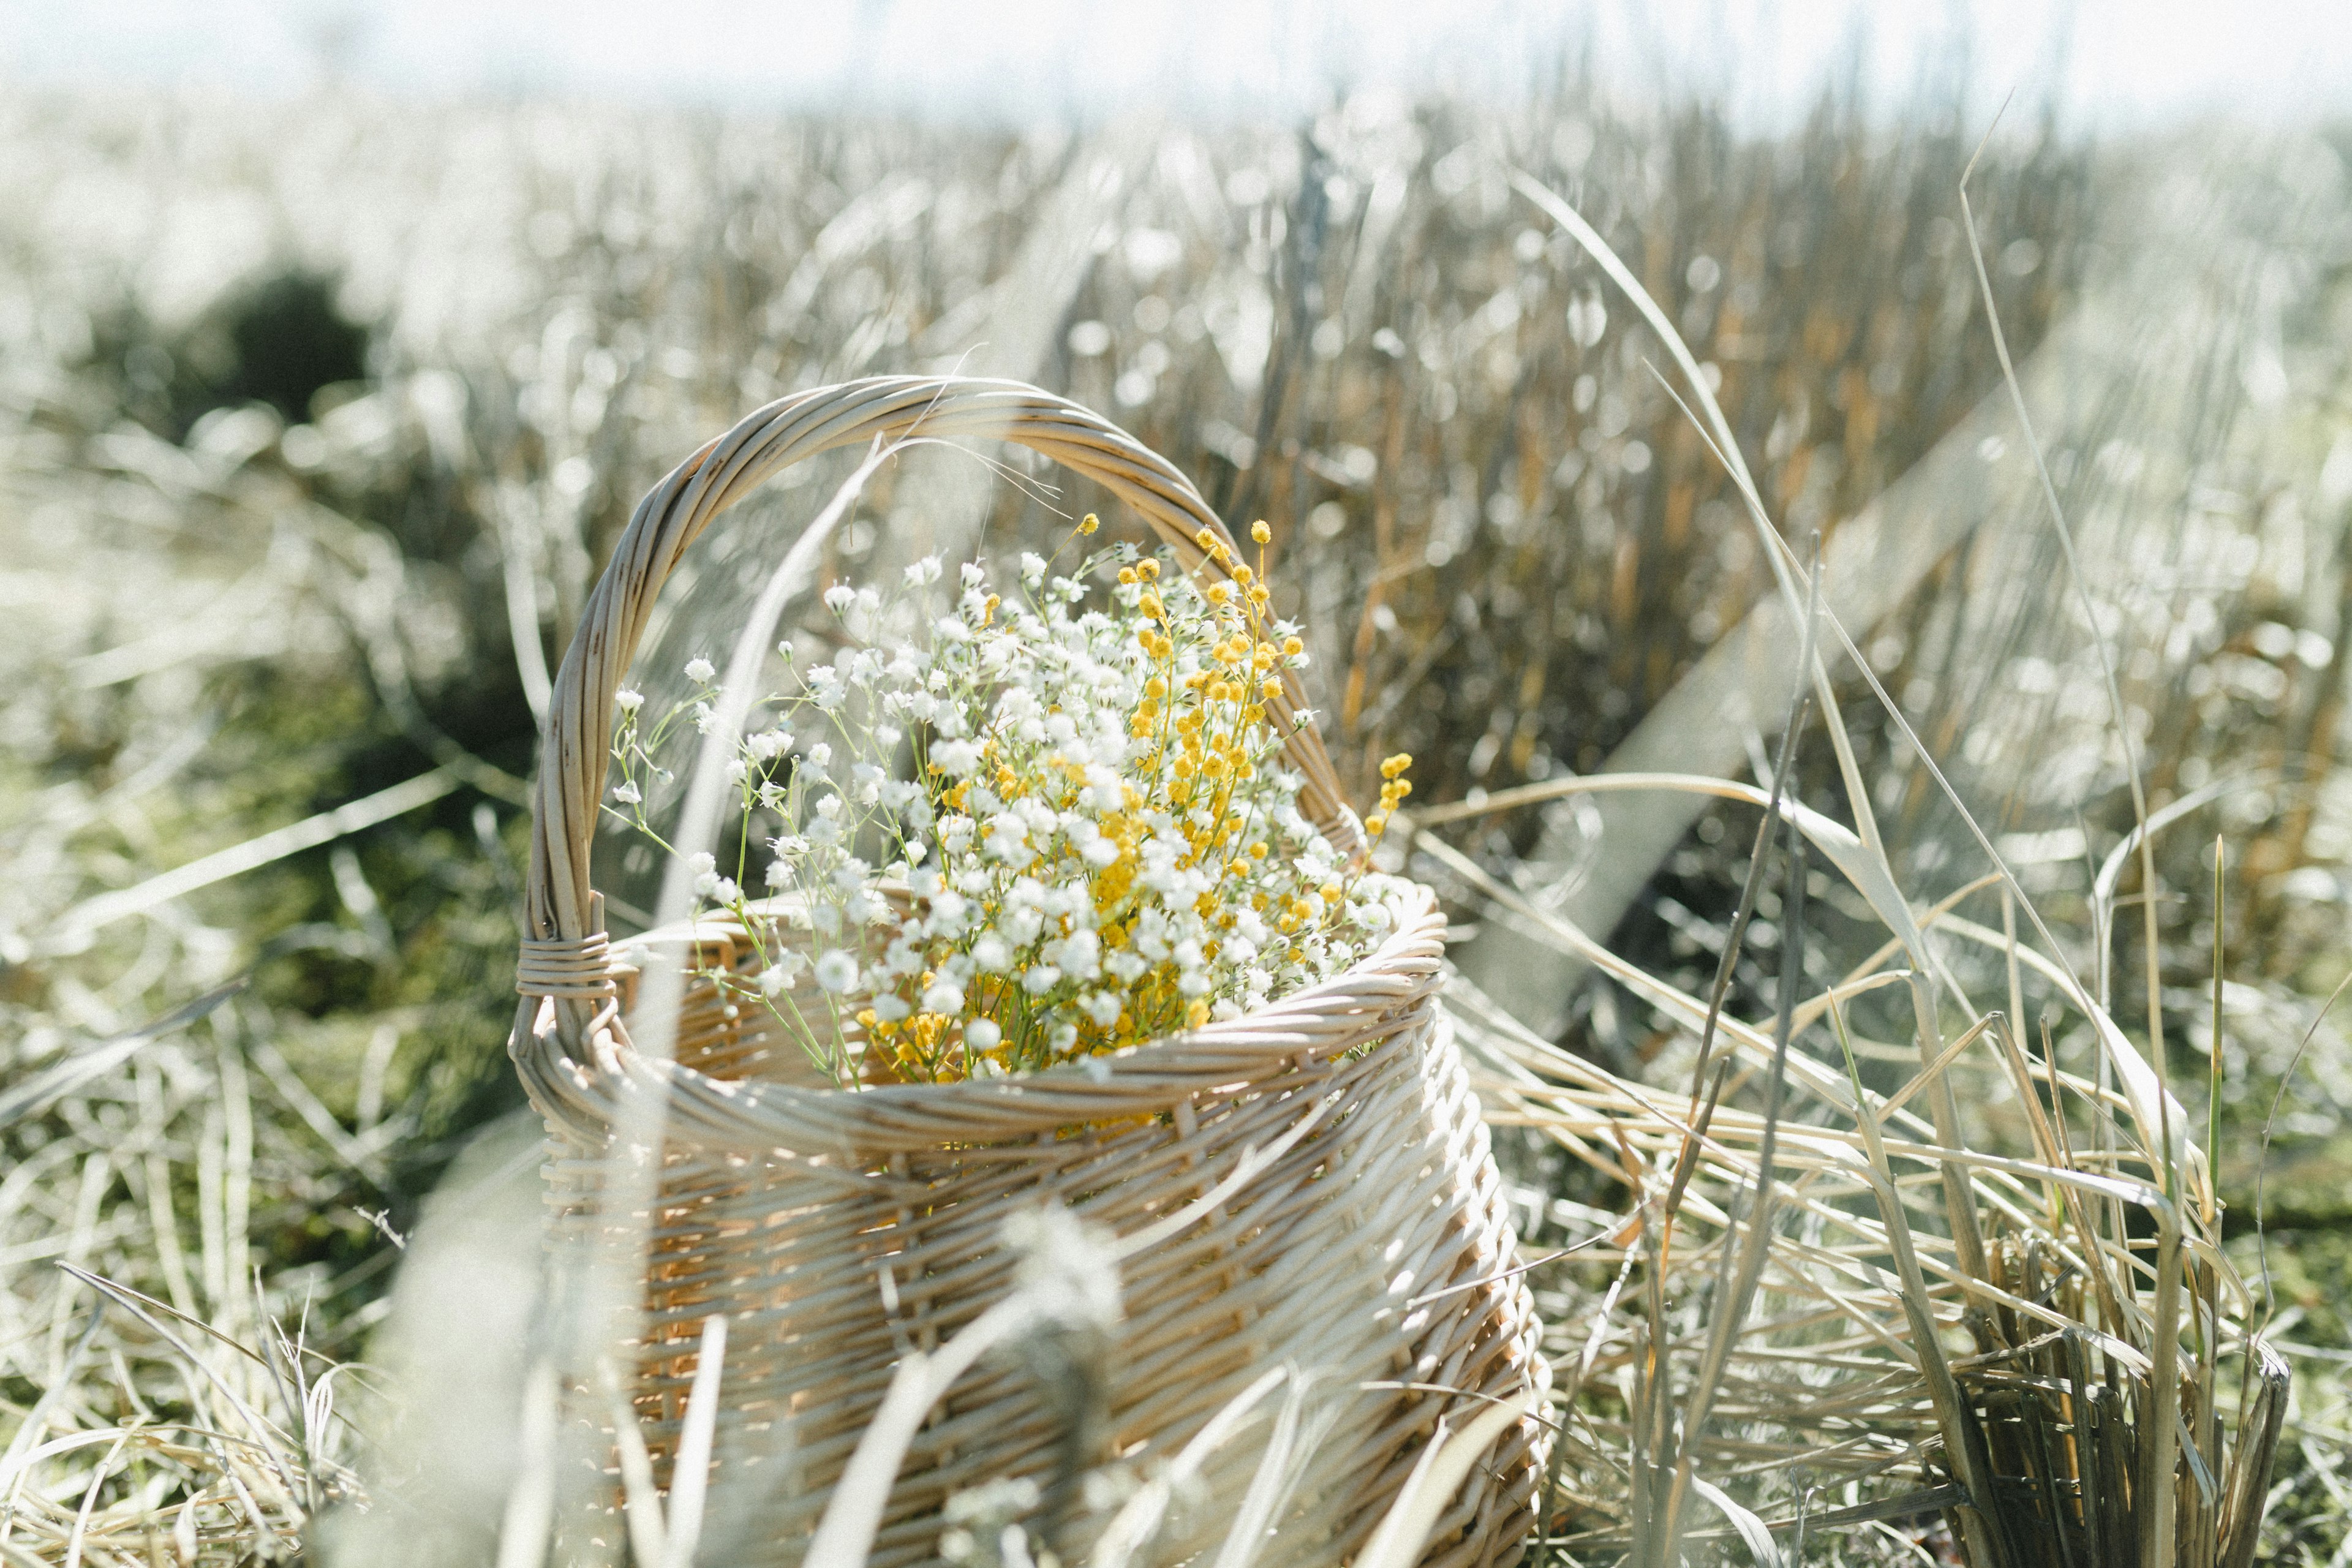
[1366,752,1412,840]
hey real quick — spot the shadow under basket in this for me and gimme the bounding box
[509,376,1550,1568]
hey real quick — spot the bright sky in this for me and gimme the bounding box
[5,0,2351,130]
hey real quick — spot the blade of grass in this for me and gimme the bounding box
[1657,804,1811,1563]
[1826,997,2009,1568]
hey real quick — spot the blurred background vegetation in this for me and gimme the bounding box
[5,26,2352,1562]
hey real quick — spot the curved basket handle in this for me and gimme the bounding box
[521,375,1358,1012]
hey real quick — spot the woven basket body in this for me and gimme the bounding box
[511,377,1548,1568]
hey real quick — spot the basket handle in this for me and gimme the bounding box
[520,375,1358,1009]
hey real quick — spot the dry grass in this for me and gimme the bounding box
[2,74,2351,1566]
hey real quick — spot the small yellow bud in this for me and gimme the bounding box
[1232,564,1254,587]
[1118,566,1137,584]
[1080,512,1099,535]
[1139,559,1160,581]
[1379,753,1413,780]
[1261,678,1283,701]
[1251,519,1272,544]
[1365,812,1389,836]
[1249,842,1269,859]
[1281,635,1305,657]
[1194,527,1218,550]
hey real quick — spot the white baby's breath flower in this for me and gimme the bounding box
[824,584,856,612]
[972,933,1013,972]
[1019,552,1047,581]
[984,816,1030,864]
[1047,929,1100,979]
[872,994,912,1023]
[814,951,859,992]
[965,1018,1001,1052]
[1023,965,1061,995]
[922,980,965,1015]
[611,780,641,804]
[684,657,716,683]
[614,688,646,713]
[932,739,982,776]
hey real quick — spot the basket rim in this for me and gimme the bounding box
[517,886,1449,1155]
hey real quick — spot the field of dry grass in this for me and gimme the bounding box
[5,74,2352,1565]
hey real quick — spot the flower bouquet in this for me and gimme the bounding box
[605,516,1419,1091]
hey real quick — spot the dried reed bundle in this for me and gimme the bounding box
[1397,163,2296,1566]
[509,378,1548,1568]
[1449,854,2287,1567]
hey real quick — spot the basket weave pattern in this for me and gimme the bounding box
[512,377,1548,1567]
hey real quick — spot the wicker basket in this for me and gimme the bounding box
[510,377,1549,1568]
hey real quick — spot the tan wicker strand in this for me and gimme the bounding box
[515,932,616,1000]
[513,377,1548,1568]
